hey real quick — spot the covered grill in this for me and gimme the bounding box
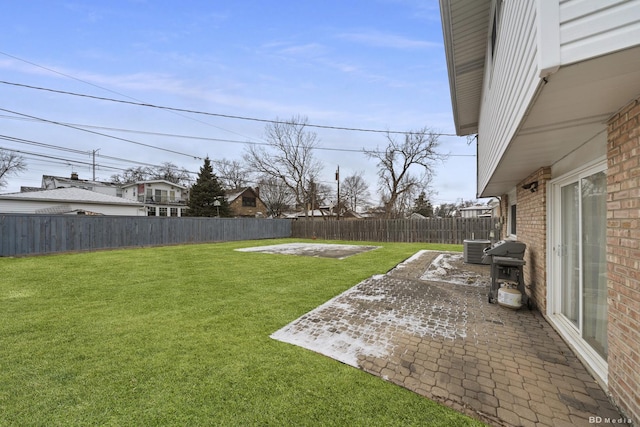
[482,240,529,308]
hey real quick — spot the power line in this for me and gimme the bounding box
[0,145,119,172]
[0,114,475,157]
[0,79,460,137]
[0,51,268,145]
[3,136,476,200]
[0,134,179,170]
[0,107,204,160]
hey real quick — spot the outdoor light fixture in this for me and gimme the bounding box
[522,181,538,192]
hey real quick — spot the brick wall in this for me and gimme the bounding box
[228,189,267,217]
[515,167,551,311]
[498,195,509,239]
[607,96,640,425]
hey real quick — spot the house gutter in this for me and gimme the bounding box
[439,0,462,134]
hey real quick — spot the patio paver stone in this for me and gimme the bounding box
[271,250,624,426]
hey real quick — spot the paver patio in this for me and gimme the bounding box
[272,250,625,426]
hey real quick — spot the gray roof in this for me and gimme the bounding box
[42,175,120,188]
[0,187,143,206]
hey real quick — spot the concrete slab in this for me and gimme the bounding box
[235,242,380,259]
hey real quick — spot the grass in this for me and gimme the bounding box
[0,238,481,426]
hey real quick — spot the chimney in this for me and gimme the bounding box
[255,186,259,197]
[71,172,79,180]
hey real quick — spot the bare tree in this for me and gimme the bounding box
[0,150,27,189]
[150,162,192,186]
[110,166,151,184]
[434,202,458,218]
[213,159,250,190]
[306,179,333,207]
[244,115,323,215]
[341,172,371,212]
[110,163,191,186]
[364,127,445,218]
[256,175,295,217]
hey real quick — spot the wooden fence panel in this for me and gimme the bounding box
[291,217,498,244]
[1,214,499,257]
[0,214,291,257]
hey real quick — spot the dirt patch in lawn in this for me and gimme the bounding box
[235,243,381,259]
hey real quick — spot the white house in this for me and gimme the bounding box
[42,173,121,197]
[440,0,640,422]
[458,205,492,218]
[0,187,145,216]
[120,180,188,217]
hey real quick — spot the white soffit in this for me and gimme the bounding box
[480,45,640,197]
[440,0,491,135]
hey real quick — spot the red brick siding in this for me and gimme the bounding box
[607,96,640,424]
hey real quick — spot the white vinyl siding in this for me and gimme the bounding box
[478,0,540,194]
[560,0,640,65]
[0,200,144,216]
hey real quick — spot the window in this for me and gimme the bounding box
[170,208,178,217]
[147,206,156,216]
[510,204,517,235]
[242,196,256,207]
[507,188,517,237]
[159,207,167,217]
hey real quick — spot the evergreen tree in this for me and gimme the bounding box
[413,191,434,217]
[186,157,231,217]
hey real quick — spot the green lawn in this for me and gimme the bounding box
[0,238,482,426]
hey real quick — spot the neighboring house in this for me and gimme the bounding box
[486,197,500,218]
[407,212,426,220]
[340,210,363,220]
[42,173,121,197]
[0,187,145,216]
[458,205,492,218]
[225,187,266,217]
[285,208,362,220]
[285,209,335,220]
[120,180,188,217]
[440,0,640,422]
[359,207,386,219]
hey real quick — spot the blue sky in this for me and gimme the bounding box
[0,0,477,206]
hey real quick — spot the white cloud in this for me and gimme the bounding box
[337,30,440,50]
[277,43,328,57]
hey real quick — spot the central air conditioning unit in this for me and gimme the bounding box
[463,239,491,264]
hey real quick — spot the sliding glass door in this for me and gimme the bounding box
[560,182,580,327]
[581,171,607,359]
[551,162,608,375]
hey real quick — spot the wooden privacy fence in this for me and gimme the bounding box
[0,214,291,257]
[291,217,500,244]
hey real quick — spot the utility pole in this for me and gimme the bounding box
[92,149,100,181]
[335,165,340,220]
